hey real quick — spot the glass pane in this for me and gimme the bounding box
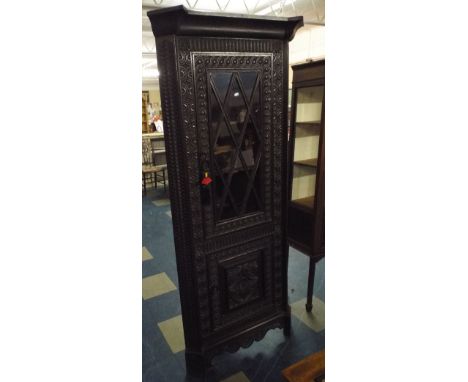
[212,72,232,103]
[208,70,263,221]
[296,86,324,123]
[227,77,246,137]
[239,71,258,100]
[291,85,323,208]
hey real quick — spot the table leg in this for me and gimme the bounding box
[306,258,316,312]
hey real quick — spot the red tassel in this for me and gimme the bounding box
[201,172,212,186]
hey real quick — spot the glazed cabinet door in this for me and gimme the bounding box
[193,52,281,336]
[195,54,273,238]
[172,38,288,340]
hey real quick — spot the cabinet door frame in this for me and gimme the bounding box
[193,52,274,239]
[287,66,325,258]
[167,36,289,343]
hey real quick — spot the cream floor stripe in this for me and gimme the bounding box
[158,315,185,353]
[221,371,251,382]
[291,297,325,332]
[142,273,177,300]
[152,198,170,207]
[142,246,153,262]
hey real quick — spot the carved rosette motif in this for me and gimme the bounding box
[226,260,260,309]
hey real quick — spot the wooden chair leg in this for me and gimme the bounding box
[306,258,316,312]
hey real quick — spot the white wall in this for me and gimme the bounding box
[143,24,324,106]
[290,25,325,63]
[288,25,325,87]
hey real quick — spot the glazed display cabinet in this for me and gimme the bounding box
[147,5,303,376]
[287,60,325,311]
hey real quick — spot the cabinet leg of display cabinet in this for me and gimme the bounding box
[143,175,147,196]
[283,315,291,337]
[306,258,316,313]
[185,351,210,377]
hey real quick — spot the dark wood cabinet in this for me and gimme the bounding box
[287,60,325,312]
[147,6,303,376]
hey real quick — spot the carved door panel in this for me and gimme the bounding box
[206,237,275,331]
[186,49,284,337]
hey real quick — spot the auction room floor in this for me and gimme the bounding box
[143,188,325,382]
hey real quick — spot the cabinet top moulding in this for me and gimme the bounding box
[292,59,325,84]
[147,5,303,41]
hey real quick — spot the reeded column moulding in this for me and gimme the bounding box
[147,5,303,376]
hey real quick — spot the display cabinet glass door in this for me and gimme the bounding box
[195,54,273,239]
[290,85,324,212]
[209,70,263,221]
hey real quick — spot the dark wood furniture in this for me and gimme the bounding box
[287,60,325,312]
[147,5,303,376]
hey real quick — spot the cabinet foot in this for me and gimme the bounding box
[185,351,210,377]
[305,302,313,312]
[283,315,291,337]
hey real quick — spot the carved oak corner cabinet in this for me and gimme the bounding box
[147,6,303,376]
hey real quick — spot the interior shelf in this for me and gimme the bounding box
[296,121,321,128]
[290,196,315,213]
[294,158,317,167]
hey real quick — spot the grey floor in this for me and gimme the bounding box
[143,187,325,382]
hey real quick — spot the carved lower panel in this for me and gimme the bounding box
[206,237,274,332]
[224,255,262,310]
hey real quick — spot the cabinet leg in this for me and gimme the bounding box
[306,258,316,312]
[283,315,291,337]
[185,351,210,377]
